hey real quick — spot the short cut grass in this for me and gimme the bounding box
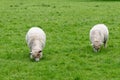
[0,0,120,80]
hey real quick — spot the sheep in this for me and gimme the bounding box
[89,24,109,52]
[26,27,46,61]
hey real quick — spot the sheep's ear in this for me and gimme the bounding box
[38,51,42,53]
[101,42,103,45]
[91,44,93,46]
[30,52,32,55]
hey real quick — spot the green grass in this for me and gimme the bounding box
[0,0,120,80]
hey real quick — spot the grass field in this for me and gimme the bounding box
[0,0,120,80]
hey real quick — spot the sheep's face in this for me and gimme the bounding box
[30,50,42,61]
[93,41,101,52]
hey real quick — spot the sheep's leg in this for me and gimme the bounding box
[103,40,107,48]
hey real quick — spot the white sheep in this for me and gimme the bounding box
[89,24,109,52]
[26,27,46,61]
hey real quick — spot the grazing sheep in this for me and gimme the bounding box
[89,24,109,52]
[26,27,46,61]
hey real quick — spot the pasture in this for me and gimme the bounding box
[0,0,120,80]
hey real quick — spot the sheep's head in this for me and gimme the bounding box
[30,49,42,61]
[92,41,102,52]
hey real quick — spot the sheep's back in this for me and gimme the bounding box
[26,27,46,40]
[26,27,46,48]
[90,24,109,43]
